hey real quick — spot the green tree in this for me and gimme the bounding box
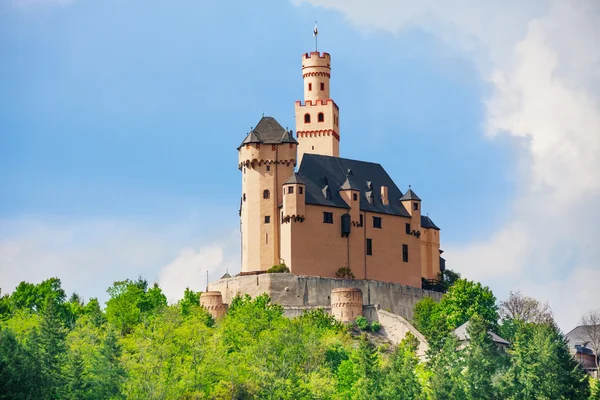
[439,279,499,330]
[36,299,68,398]
[380,333,423,399]
[427,334,467,399]
[463,314,501,400]
[179,287,200,316]
[498,321,590,399]
[0,326,44,399]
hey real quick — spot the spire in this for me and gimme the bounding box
[400,185,421,201]
[284,172,305,185]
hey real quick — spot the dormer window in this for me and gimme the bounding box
[304,113,311,123]
[318,112,324,122]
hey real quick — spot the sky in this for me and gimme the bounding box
[1,0,598,331]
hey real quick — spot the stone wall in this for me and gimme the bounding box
[208,273,441,320]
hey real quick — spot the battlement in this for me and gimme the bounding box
[295,99,339,110]
[302,52,331,70]
[303,51,331,60]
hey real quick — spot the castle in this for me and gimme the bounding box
[237,50,444,289]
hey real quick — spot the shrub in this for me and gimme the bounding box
[267,264,289,273]
[355,316,370,331]
[335,267,355,279]
[371,321,381,332]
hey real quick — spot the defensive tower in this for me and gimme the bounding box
[295,52,340,165]
[238,117,297,272]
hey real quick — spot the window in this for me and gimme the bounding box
[366,239,373,256]
[323,212,333,224]
[288,186,294,194]
[320,82,325,91]
[359,214,363,227]
[243,193,246,202]
[405,223,411,234]
[266,165,270,172]
[263,190,270,199]
[373,216,382,229]
[413,203,419,211]
[353,193,358,201]
[308,82,312,91]
[318,112,324,122]
[304,113,311,123]
[299,187,303,194]
[402,244,408,262]
[265,216,270,224]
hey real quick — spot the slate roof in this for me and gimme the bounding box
[421,215,440,230]
[401,187,421,201]
[566,325,600,353]
[284,172,305,185]
[297,154,412,217]
[339,172,361,191]
[454,321,510,346]
[238,116,298,149]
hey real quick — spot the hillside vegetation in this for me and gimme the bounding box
[0,277,595,399]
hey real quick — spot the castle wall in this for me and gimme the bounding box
[208,273,442,320]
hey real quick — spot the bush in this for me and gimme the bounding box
[335,267,355,279]
[267,264,289,273]
[371,321,381,332]
[355,316,370,331]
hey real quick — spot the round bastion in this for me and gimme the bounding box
[199,291,227,320]
[331,287,363,323]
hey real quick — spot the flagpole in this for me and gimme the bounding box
[314,21,318,52]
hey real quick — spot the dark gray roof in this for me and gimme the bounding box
[238,116,298,149]
[297,154,411,217]
[284,172,305,185]
[421,215,440,230]
[401,187,421,201]
[566,325,600,352]
[454,321,510,346]
[220,272,232,279]
[339,173,361,191]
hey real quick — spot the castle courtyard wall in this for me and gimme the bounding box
[208,273,442,320]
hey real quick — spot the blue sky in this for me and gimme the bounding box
[1,0,598,331]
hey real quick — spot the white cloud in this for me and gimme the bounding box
[297,0,600,330]
[157,231,239,303]
[0,217,240,306]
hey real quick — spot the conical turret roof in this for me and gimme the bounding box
[400,186,421,201]
[284,172,305,185]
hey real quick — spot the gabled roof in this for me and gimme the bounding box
[220,272,232,279]
[454,321,510,346]
[421,215,440,230]
[284,172,305,185]
[566,325,600,352]
[297,154,411,217]
[238,116,298,149]
[401,187,421,201]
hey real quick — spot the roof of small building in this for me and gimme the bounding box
[566,325,600,353]
[421,215,440,230]
[284,172,305,185]
[298,154,422,218]
[454,321,510,346]
[238,116,298,149]
[339,172,361,191]
[400,187,421,201]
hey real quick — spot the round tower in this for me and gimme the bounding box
[238,116,297,273]
[331,287,363,323]
[302,52,331,102]
[199,291,227,320]
[295,52,340,165]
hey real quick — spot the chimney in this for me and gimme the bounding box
[381,186,389,206]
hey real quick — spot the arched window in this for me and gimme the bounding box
[304,113,311,123]
[263,190,270,199]
[318,112,324,122]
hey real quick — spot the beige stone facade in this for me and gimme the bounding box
[238,50,443,289]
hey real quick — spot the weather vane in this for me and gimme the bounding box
[313,21,318,52]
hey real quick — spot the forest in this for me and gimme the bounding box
[0,276,599,399]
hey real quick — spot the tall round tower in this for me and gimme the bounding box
[238,116,297,273]
[295,52,340,166]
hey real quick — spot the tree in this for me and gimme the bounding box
[439,268,461,292]
[36,298,68,398]
[439,279,499,330]
[0,326,44,398]
[178,287,200,317]
[579,309,600,376]
[463,314,501,400]
[380,333,423,399]
[427,334,467,399]
[497,321,590,399]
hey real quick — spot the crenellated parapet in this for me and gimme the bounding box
[296,129,340,141]
[295,99,339,109]
[237,142,297,169]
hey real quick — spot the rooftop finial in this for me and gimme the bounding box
[409,184,411,189]
[313,21,318,52]
[262,112,264,117]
